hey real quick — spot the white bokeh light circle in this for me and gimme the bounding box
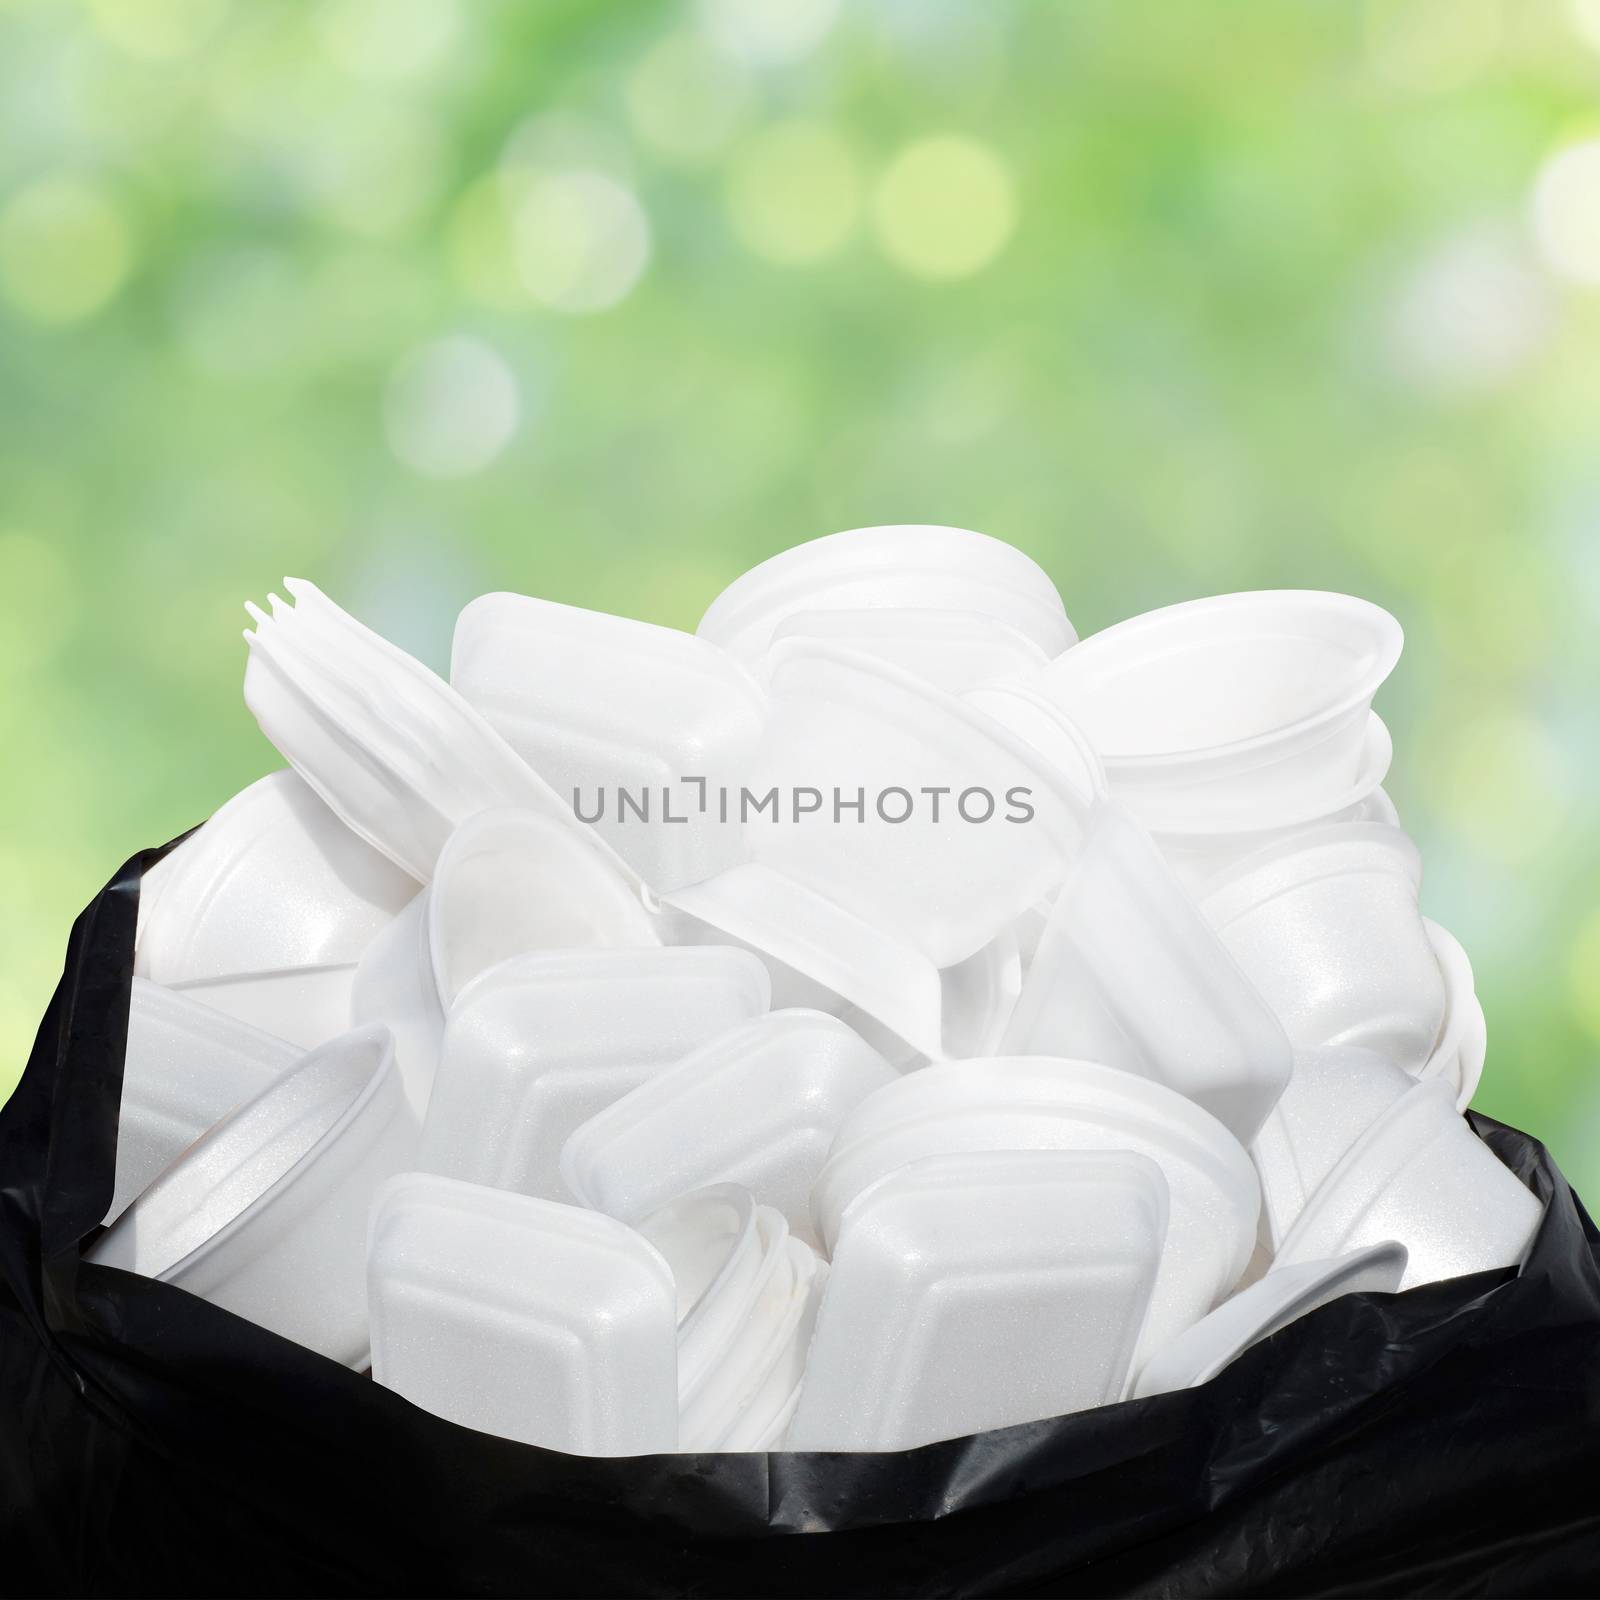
[384,335,520,478]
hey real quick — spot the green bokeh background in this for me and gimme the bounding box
[2,0,1597,1192]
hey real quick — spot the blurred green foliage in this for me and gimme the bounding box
[2,0,1597,1192]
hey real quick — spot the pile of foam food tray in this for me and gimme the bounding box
[100,525,1538,1455]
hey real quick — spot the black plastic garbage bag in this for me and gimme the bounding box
[3,842,1600,1598]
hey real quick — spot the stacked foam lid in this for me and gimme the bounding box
[97,526,1540,1454]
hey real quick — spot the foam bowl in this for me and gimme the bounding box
[661,862,947,1059]
[1202,821,1446,1071]
[715,1239,827,1451]
[1249,1045,1416,1250]
[637,1185,763,1402]
[1151,753,1398,895]
[1421,918,1487,1110]
[686,1232,825,1451]
[351,807,660,1114]
[744,640,1090,968]
[90,1025,414,1367]
[1041,590,1402,829]
[1002,802,1293,1144]
[136,768,418,984]
[109,978,298,1224]
[166,962,358,1053]
[697,524,1076,668]
[676,1204,795,1449]
[1273,1078,1542,1288]
[1133,1240,1408,1397]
